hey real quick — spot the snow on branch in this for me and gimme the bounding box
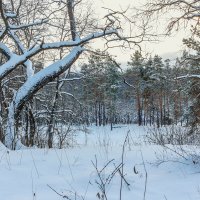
[13,46,83,117]
[4,12,17,18]
[0,42,13,58]
[9,30,34,78]
[59,76,85,82]
[9,19,49,30]
[0,29,117,80]
[176,74,200,79]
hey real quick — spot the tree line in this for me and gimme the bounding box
[3,46,199,148]
[1,0,200,149]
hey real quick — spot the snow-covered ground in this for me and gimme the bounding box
[1,125,200,200]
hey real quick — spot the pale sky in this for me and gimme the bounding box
[91,0,188,64]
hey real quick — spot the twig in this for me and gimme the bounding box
[47,184,71,199]
[140,151,148,200]
[120,131,130,200]
[117,165,130,188]
[30,150,39,178]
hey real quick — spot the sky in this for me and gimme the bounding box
[91,0,189,64]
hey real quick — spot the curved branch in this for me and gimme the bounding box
[13,46,83,119]
[0,29,117,80]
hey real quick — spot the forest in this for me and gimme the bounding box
[1,0,200,199]
[1,42,199,148]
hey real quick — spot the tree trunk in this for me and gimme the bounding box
[47,78,59,148]
[5,47,82,149]
[0,81,5,143]
[98,101,102,126]
[29,108,35,147]
[95,101,98,126]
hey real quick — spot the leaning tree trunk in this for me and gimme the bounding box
[5,47,83,149]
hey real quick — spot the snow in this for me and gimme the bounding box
[0,42,13,57]
[9,19,49,30]
[4,12,17,18]
[9,30,35,78]
[1,124,200,200]
[13,46,83,108]
[5,47,83,149]
[2,27,118,148]
[177,74,200,79]
[0,29,117,81]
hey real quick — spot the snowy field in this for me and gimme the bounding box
[1,125,200,200]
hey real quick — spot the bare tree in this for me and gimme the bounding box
[0,0,153,149]
[141,0,200,34]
